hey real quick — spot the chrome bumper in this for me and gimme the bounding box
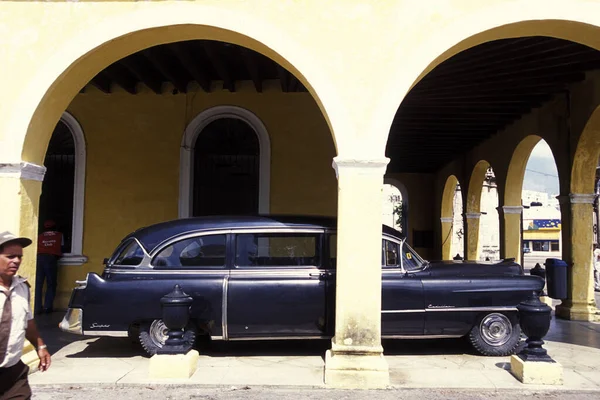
[59,308,83,335]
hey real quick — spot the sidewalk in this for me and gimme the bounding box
[28,309,600,391]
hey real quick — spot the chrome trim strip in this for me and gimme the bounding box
[210,336,224,341]
[82,330,128,337]
[222,274,229,341]
[382,306,517,314]
[103,268,228,275]
[229,268,320,275]
[231,228,324,234]
[382,309,426,314]
[228,336,329,341]
[426,306,518,312]
[382,334,463,339]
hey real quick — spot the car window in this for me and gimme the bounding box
[235,233,319,268]
[153,234,226,268]
[382,239,400,268]
[328,233,337,269]
[113,240,145,266]
[401,241,426,271]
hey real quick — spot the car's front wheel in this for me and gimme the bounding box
[468,312,520,356]
[138,319,197,356]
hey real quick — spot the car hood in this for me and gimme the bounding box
[425,259,524,276]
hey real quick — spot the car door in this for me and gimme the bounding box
[381,238,425,337]
[226,229,329,339]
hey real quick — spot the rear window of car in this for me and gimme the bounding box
[235,233,319,267]
[153,234,226,268]
[113,240,145,266]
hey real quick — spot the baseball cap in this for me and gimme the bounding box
[43,220,56,229]
[0,231,32,249]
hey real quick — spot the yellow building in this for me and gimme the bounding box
[3,0,600,388]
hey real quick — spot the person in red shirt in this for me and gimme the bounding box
[35,220,63,314]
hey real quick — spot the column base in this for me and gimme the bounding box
[148,350,199,379]
[555,301,598,321]
[324,349,389,388]
[510,354,563,385]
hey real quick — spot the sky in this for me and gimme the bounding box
[523,140,560,195]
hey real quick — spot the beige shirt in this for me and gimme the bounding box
[0,275,32,368]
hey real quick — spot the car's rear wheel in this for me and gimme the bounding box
[468,312,520,356]
[138,319,197,356]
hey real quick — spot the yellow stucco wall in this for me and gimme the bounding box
[523,230,561,240]
[53,89,336,307]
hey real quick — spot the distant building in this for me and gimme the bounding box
[522,203,562,256]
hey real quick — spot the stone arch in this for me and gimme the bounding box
[571,105,600,194]
[180,105,271,217]
[376,11,600,147]
[505,135,543,207]
[11,4,340,168]
[384,177,409,236]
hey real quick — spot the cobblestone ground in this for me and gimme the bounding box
[31,385,600,400]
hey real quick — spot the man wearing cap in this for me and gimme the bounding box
[35,220,63,314]
[0,231,51,399]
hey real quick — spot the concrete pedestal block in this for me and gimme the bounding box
[510,355,563,385]
[324,350,389,388]
[148,350,199,379]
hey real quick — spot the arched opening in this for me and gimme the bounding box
[383,178,409,235]
[39,112,87,264]
[180,106,271,217]
[520,140,561,270]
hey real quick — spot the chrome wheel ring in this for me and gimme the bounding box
[148,319,168,348]
[479,313,512,347]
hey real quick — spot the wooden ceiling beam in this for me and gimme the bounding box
[171,43,211,93]
[89,71,112,94]
[143,48,189,94]
[119,55,163,94]
[103,64,137,94]
[277,65,290,92]
[239,48,262,93]
[203,42,235,92]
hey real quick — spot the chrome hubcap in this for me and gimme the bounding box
[149,319,168,348]
[480,313,512,346]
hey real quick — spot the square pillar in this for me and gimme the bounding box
[502,206,523,265]
[464,212,481,261]
[440,217,453,260]
[555,193,598,321]
[325,157,389,388]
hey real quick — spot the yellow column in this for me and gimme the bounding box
[440,217,453,260]
[0,162,45,371]
[555,193,598,321]
[465,212,481,261]
[325,157,389,388]
[502,206,523,265]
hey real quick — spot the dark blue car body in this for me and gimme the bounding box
[60,215,544,356]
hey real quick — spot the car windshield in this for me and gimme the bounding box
[401,240,426,271]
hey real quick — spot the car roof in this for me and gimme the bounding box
[123,215,403,253]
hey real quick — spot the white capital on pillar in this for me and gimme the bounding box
[0,162,46,181]
[440,217,453,223]
[569,193,597,204]
[464,212,481,219]
[502,206,523,214]
[332,157,389,179]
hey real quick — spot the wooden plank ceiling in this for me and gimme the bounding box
[86,40,307,94]
[387,36,600,173]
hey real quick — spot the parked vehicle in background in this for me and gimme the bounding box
[60,216,543,357]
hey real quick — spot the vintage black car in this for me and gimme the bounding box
[60,215,544,357]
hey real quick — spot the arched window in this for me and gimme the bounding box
[39,112,87,264]
[179,106,271,217]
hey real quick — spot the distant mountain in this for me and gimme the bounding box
[523,155,560,194]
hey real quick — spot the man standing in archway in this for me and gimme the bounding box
[35,220,63,314]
